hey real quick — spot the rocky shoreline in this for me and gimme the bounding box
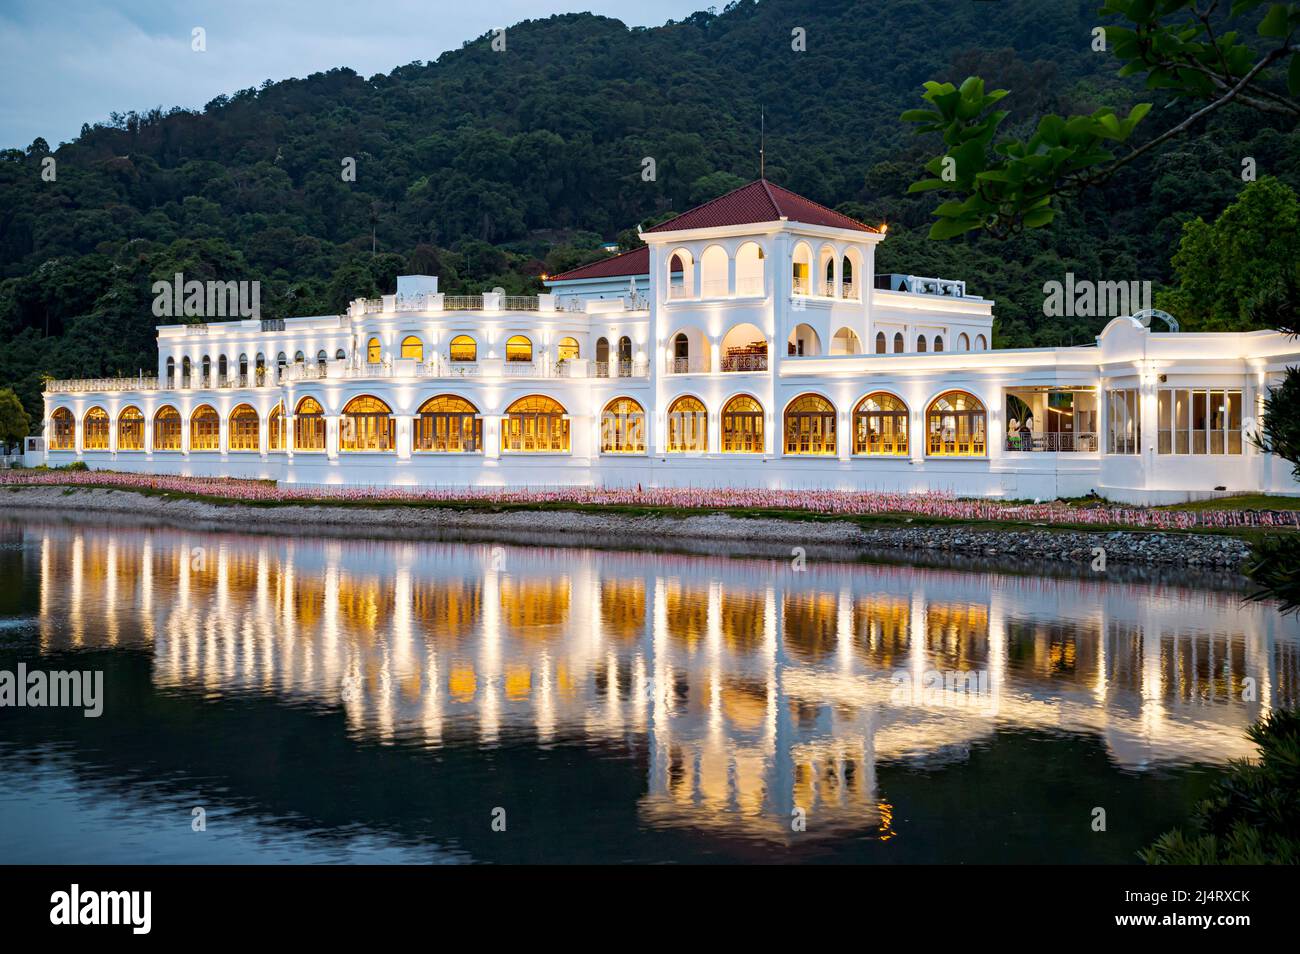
[1,484,1260,571]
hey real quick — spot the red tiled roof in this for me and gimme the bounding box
[545,246,650,282]
[545,245,683,283]
[644,179,878,234]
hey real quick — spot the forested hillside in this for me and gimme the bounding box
[2,0,1297,426]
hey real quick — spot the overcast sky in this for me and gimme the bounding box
[0,0,704,149]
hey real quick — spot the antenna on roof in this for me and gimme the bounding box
[759,106,765,180]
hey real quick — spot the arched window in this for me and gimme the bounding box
[893,333,904,354]
[366,338,381,364]
[294,350,305,365]
[449,335,477,363]
[787,323,820,357]
[182,356,192,388]
[975,334,987,351]
[49,408,75,450]
[934,335,944,353]
[783,394,836,456]
[503,395,569,453]
[557,337,580,362]
[268,403,284,451]
[917,336,927,353]
[735,242,765,296]
[239,353,249,386]
[854,393,908,455]
[595,337,610,377]
[616,335,633,376]
[831,327,861,355]
[666,396,707,452]
[927,391,987,457]
[201,356,212,388]
[83,407,109,450]
[341,396,393,451]
[700,245,729,297]
[117,406,144,451]
[667,250,692,299]
[218,355,228,385]
[791,242,813,295]
[293,397,325,451]
[335,349,346,362]
[415,395,481,452]
[276,352,287,383]
[166,357,176,389]
[255,354,265,386]
[958,333,970,351]
[228,404,259,452]
[721,395,764,453]
[841,250,863,299]
[875,332,887,355]
[400,336,423,361]
[316,350,328,371]
[505,335,533,363]
[190,405,219,451]
[153,406,181,451]
[601,397,646,454]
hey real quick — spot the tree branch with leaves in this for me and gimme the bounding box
[903,0,1300,239]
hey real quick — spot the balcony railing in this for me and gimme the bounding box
[594,359,645,378]
[721,353,768,373]
[1005,432,1099,453]
[666,356,710,375]
[46,375,159,393]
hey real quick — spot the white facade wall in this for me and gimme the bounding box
[40,218,1300,504]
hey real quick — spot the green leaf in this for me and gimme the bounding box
[1022,207,1056,228]
[1258,3,1291,36]
[928,217,977,240]
[906,179,950,194]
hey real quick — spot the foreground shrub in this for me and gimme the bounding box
[1142,708,1300,864]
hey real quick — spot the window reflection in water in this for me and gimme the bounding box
[16,522,1300,844]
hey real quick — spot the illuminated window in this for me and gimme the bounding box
[449,335,477,362]
[503,395,568,453]
[367,338,381,364]
[853,392,908,455]
[190,405,219,451]
[1157,388,1241,455]
[666,396,707,452]
[340,395,394,451]
[117,406,144,451]
[505,335,533,363]
[153,406,181,451]
[783,393,836,455]
[1107,389,1141,455]
[415,395,481,452]
[294,397,326,451]
[601,397,646,454]
[926,391,986,457]
[721,395,764,453]
[268,403,284,451]
[557,337,580,361]
[50,408,75,450]
[228,404,259,452]
[83,407,109,450]
[400,336,423,361]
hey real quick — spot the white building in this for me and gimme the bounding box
[40,179,1300,503]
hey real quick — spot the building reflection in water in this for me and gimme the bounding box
[24,523,1300,843]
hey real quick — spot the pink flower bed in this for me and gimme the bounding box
[3,470,1297,530]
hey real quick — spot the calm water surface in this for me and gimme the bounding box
[1,517,1297,864]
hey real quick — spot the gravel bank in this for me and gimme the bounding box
[1,485,1256,569]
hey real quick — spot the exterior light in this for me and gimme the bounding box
[879,223,888,233]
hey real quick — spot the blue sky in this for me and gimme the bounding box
[0,0,705,149]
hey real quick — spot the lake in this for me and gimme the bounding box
[1,516,1296,864]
